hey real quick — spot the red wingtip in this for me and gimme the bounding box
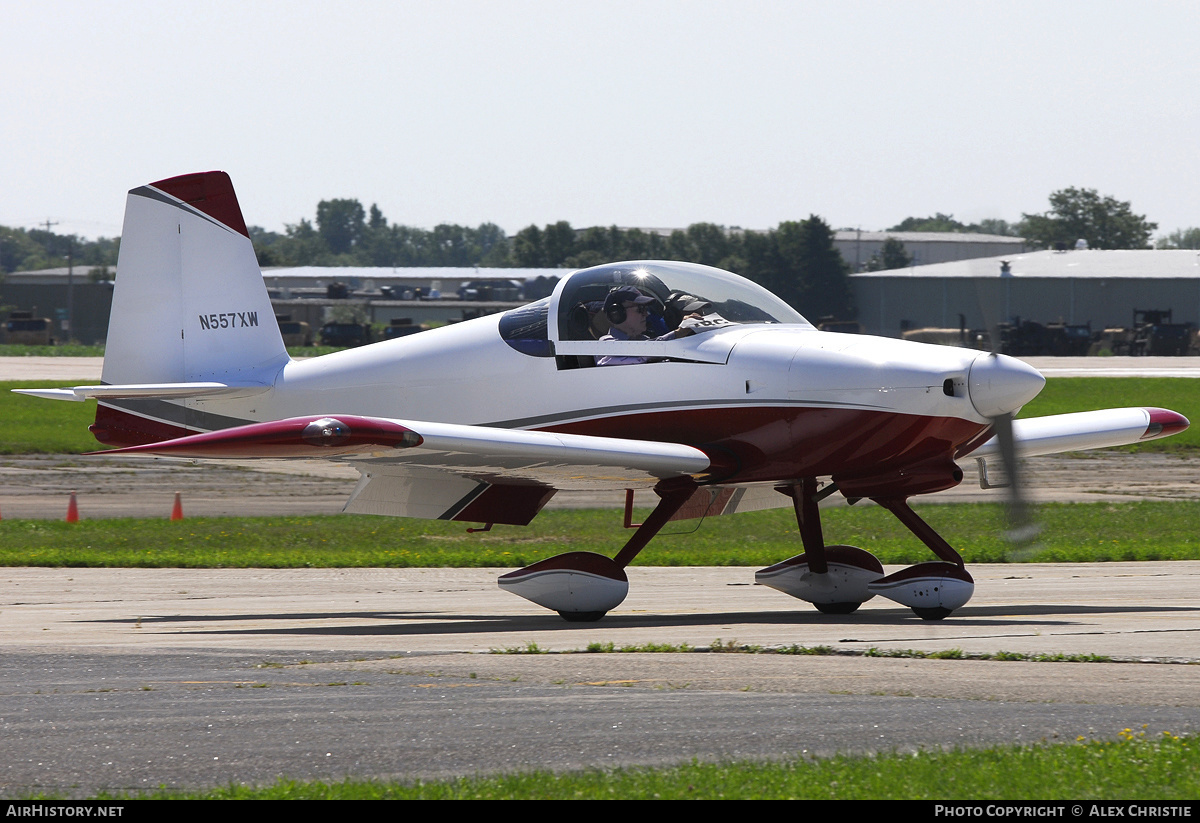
[149,171,249,238]
[1142,408,1190,440]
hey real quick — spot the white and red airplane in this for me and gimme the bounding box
[16,172,1190,621]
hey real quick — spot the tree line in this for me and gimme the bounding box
[0,226,118,280]
[249,204,856,319]
[4,187,1194,320]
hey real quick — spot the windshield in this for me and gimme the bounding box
[553,261,811,342]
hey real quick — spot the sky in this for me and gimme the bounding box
[4,0,1199,241]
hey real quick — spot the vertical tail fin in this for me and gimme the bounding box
[101,171,287,386]
[94,172,287,445]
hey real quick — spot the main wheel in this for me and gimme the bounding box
[558,610,606,622]
[912,606,953,620]
[814,601,861,615]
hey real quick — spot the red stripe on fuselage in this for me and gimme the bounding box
[90,403,198,448]
[544,405,986,484]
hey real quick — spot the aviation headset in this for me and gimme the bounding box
[604,286,663,326]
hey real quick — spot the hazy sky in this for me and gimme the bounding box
[4,1,1198,241]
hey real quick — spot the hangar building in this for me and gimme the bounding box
[851,249,1200,337]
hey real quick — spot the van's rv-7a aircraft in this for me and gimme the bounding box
[16,172,1190,621]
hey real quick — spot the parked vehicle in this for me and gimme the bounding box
[318,322,372,347]
[275,316,313,347]
[3,311,54,345]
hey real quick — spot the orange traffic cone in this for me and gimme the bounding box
[66,491,79,523]
[170,492,183,521]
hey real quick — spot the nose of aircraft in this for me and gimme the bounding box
[967,353,1046,418]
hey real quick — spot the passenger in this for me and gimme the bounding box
[596,286,696,366]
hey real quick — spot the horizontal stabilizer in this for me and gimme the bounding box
[12,382,271,402]
[966,407,1189,460]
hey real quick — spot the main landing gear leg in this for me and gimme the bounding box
[755,478,884,614]
[867,496,975,620]
[497,478,698,621]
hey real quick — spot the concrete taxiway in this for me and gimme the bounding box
[3,563,1199,795]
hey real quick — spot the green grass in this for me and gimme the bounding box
[0,344,106,357]
[1020,377,1199,451]
[284,345,348,357]
[35,730,1196,800]
[504,640,1112,662]
[1,500,1198,568]
[1,381,105,453]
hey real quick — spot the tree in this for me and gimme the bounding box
[316,199,366,255]
[249,225,286,267]
[277,218,331,264]
[751,216,854,318]
[974,218,1019,237]
[1155,227,1200,250]
[542,222,578,267]
[1019,188,1156,250]
[512,225,546,267]
[474,223,511,267]
[865,237,912,271]
[685,223,732,267]
[886,214,1017,236]
[887,213,968,233]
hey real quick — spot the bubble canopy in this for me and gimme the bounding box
[553,261,810,336]
[498,261,812,360]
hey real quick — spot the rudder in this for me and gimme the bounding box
[101,171,287,386]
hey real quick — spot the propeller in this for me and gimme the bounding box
[972,281,1044,555]
[989,404,1041,549]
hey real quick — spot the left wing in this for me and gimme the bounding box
[96,413,723,524]
[96,413,715,479]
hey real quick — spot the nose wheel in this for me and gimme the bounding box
[558,610,608,622]
[912,606,954,621]
[814,601,863,615]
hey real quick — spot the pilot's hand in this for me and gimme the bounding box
[678,312,733,334]
[674,313,703,337]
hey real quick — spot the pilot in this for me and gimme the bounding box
[597,286,696,366]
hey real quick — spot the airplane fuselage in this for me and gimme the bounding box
[172,317,1002,491]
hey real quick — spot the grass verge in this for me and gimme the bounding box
[1,500,1198,567]
[491,640,1115,663]
[26,730,1196,799]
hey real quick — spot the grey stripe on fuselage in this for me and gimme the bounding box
[484,396,891,431]
[100,397,255,433]
[101,395,893,439]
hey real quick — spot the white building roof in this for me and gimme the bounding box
[851,249,1200,279]
[260,266,566,282]
[834,230,1025,245]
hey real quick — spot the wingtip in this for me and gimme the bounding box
[1142,408,1190,440]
